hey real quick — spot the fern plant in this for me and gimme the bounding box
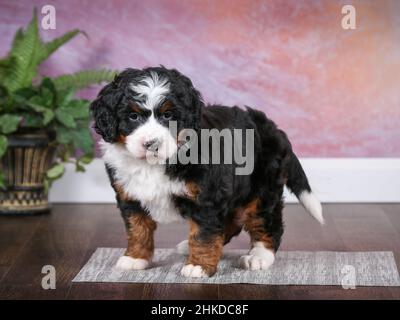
[0,8,117,189]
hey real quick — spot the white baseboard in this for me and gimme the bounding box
[49,158,400,203]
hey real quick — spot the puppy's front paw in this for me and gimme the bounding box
[115,256,149,270]
[180,264,209,278]
[239,244,275,271]
[176,240,189,255]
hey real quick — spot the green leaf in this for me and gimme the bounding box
[57,88,75,108]
[0,171,6,189]
[10,27,25,51]
[41,77,56,92]
[75,152,94,173]
[0,87,10,113]
[46,163,65,179]
[0,171,5,189]
[71,128,93,154]
[43,111,54,125]
[2,8,40,92]
[0,85,9,98]
[64,99,90,119]
[43,177,50,194]
[14,87,37,100]
[75,160,86,172]
[26,102,45,113]
[28,95,45,106]
[0,114,21,134]
[38,87,54,107]
[26,102,54,125]
[79,153,94,164]
[53,69,117,91]
[37,29,82,65]
[0,134,7,158]
[56,126,73,144]
[0,57,14,87]
[0,81,9,99]
[0,10,82,93]
[29,92,52,108]
[0,85,10,112]
[55,108,76,128]
[21,112,43,128]
[40,78,57,103]
[58,146,72,162]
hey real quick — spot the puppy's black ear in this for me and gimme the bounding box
[186,84,203,132]
[90,79,123,143]
[168,69,204,131]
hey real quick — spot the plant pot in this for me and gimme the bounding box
[0,131,56,215]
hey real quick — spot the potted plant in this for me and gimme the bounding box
[0,9,116,214]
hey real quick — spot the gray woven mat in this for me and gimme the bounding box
[72,248,400,286]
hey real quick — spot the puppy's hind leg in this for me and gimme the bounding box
[177,217,242,256]
[180,219,224,278]
[239,199,284,271]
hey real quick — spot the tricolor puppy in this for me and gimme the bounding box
[91,66,324,278]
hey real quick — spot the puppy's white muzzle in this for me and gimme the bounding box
[125,117,177,162]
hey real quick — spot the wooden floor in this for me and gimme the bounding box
[0,203,399,300]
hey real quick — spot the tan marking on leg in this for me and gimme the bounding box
[223,199,262,245]
[125,214,157,261]
[186,219,223,276]
[242,198,274,250]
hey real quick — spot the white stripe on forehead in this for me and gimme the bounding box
[130,72,170,110]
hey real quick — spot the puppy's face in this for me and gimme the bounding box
[91,67,203,161]
[120,72,177,161]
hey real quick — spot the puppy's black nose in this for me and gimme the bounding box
[143,138,160,151]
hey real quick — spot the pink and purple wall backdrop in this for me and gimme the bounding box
[1,0,399,157]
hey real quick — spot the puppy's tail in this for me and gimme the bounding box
[286,152,324,224]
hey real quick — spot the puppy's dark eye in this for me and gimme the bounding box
[130,113,140,121]
[162,111,172,120]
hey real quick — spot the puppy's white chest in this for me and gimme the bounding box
[101,142,186,223]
